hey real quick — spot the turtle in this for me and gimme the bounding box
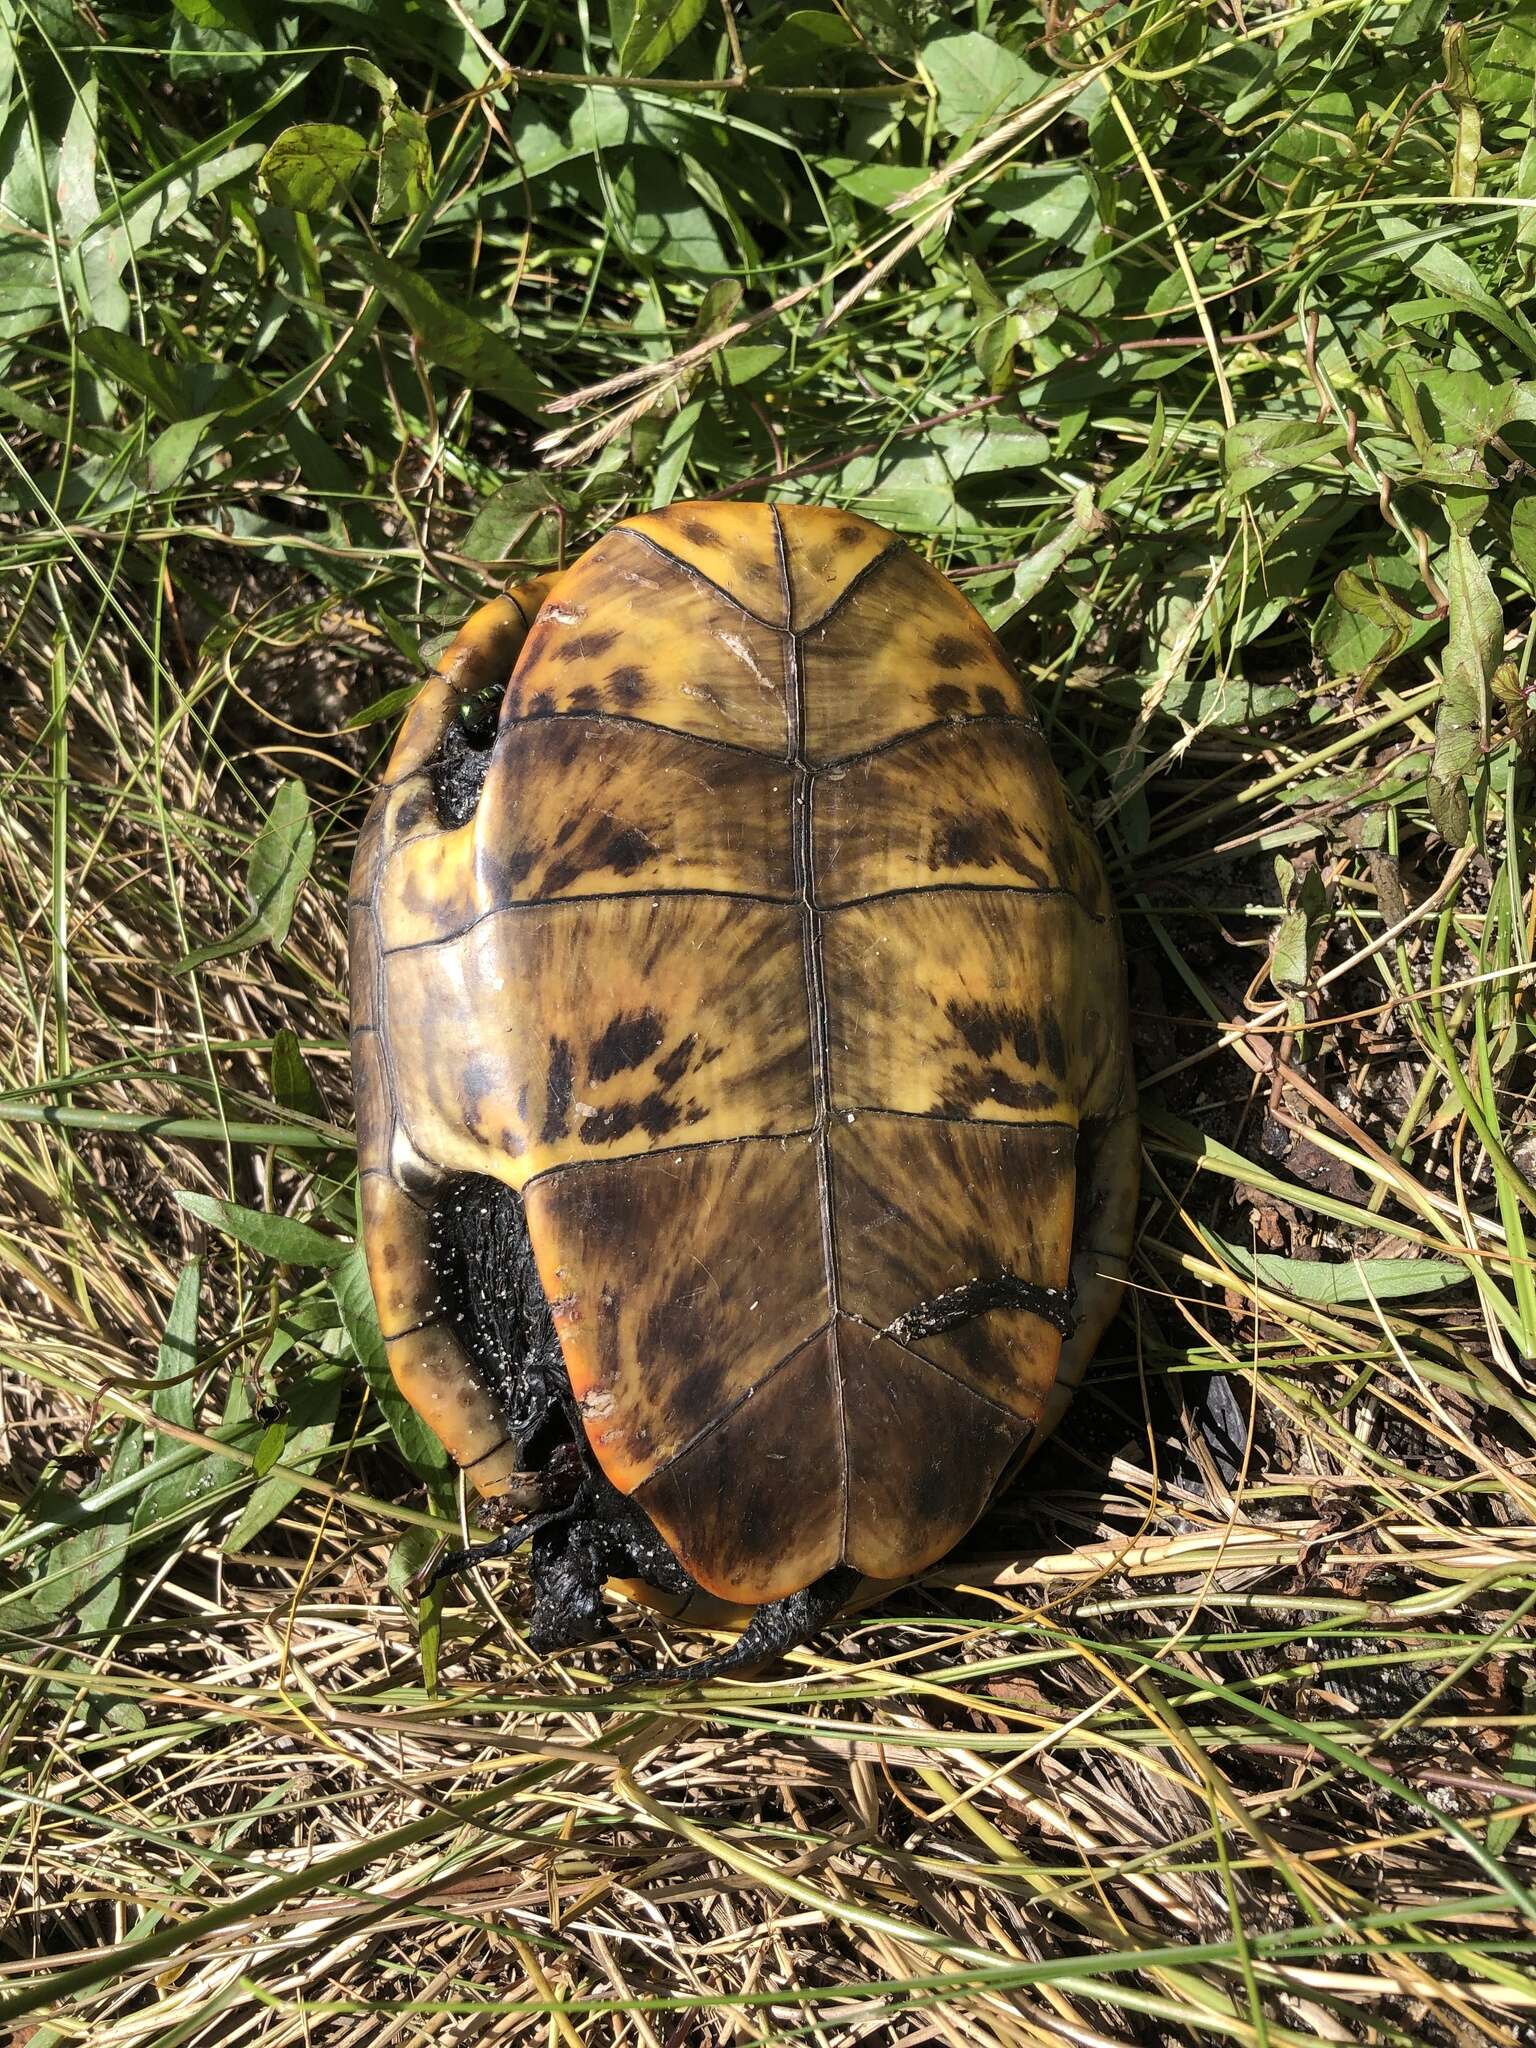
[349,499,1137,1682]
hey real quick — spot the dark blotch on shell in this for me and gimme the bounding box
[930,634,977,671]
[608,664,648,707]
[577,1091,695,1146]
[542,1037,574,1141]
[606,825,657,875]
[556,628,620,663]
[654,1034,696,1088]
[947,997,1040,1068]
[588,1009,666,1084]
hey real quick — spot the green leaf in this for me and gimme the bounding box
[922,31,1046,136]
[1316,557,1433,683]
[173,0,256,27]
[246,778,314,949]
[178,779,315,969]
[608,151,730,272]
[223,1363,343,1552]
[376,103,432,223]
[271,1028,327,1123]
[986,166,1096,250]
[460,473,573,567]
[995,489,1107,622]
[1269,853,1330,994]
[176,1192,351,1268]
[342,680,426,732]
[717,343,783,388]
[927,416,1052,475]
[1429,528,1499,844]
[154,1262,201,1430]
[77,328,194,422]
[331,1247,455,1502]
[612,0,709,75]
[349,245,546,417]
[1213,1239,1471,1306]
[141,410,218,494]
[1221,416,1347,500]
[1400,233,1536,365]
[260,123,369,212]
[1511,497,1536,586]
[388,1528,445,1683]
[133,1263,217,1533]
[650,396,703,507]
[10,1428,142,1631]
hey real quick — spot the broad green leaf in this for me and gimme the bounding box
[179,779,315,968]
[828,161,925,208]
[1401,233,1536,365]
[922,31,1046,137]
[350,245,546,417]
[1222,417,1346,500]
[1213,1239,1471,1306]
[176,1191,351,1268]
[608,151,730,272]
[752,7,859,80]
[612,0,708,75]
[718,343,783,388]
[1269,854,1329,994]
[343,55,397,101]
[331,1246,455,1502]
[173,0,257,26]
[927,416,1051,475]
[260,123,368,212]
[1316,557,1434,682]
[986,166,1096,250]
[271,1029,327,1123]
[850,0,935,61]
[1475,3,1536,108]
[8,1425,142,1631]
[1511,498,1536,585]
[141,410,218,494]
[133,1264,212,1529]
[461,473,573,566]
[77,328,194,421]
[0,248,59,342]
[58,75,130,331]
[377,103,432,222]
[154,1263,202,1429]
[222,1359,343,1552]
[1429,529,1499,843]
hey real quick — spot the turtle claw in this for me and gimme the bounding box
[411,1527,523,1598]
[412,1502,577,1598]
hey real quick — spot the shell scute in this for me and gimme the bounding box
[381,895,815,1185]
[524,1135,825,1497]
[505,529,788,749]
[799,543,1035,762]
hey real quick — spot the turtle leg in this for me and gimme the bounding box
[638,1566,862,1686]
[418,1493,582,1595]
